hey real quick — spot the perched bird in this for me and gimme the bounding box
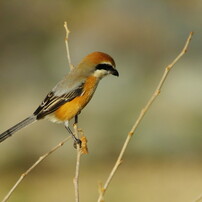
[0,52,119,144]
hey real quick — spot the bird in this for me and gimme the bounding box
[0,52,119,144]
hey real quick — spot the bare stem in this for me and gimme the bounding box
[63,22,81,202]
[97,32,193,202]
[64,21,74,70]
[73,123,81,202]
[1,136,71,202]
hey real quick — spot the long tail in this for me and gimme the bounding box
[0,115,37,143]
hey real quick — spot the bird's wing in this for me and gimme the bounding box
[34,82,84,119]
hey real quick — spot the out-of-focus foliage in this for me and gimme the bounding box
[0,0,202,201]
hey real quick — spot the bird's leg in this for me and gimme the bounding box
[64,121,81,147]
[73,115,82,147]
[74,114,78,125]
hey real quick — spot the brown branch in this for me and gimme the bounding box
[63,22,82,202]
[97,32,193,202]
[2,136,71,202]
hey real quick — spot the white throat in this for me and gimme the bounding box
[93,69,108,79]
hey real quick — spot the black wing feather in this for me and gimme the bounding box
[34,83,84,119]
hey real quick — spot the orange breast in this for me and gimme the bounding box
[54,76,98,121]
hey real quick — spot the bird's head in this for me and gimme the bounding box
[78,52,119,79]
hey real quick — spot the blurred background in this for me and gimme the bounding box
[0,0,202,201]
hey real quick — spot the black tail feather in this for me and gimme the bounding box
[0,115,36,143]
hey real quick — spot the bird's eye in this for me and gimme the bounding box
[95,63,114,71]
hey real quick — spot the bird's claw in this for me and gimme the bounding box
[73,138,82,149]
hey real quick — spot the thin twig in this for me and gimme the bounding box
[73,123,81,202]
[63,22,82,202]
[64,21,74,70]
[2,136,71,202]
[97,32,193,202]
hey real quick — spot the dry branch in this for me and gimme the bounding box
[97,32,193,202]
[63,22,83,202]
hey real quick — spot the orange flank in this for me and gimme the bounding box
[54,76,98,121]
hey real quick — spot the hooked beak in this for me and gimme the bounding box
[110,68,119,77]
